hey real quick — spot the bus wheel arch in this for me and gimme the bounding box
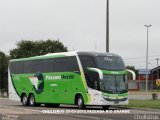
[75,93,85,109]
[21,93,28,106]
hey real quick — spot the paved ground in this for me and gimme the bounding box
[0,98,160,120]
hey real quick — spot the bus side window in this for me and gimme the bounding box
[54,59,65,72]
[86,71,99,90]
[31,60,43,73]
[79,56,98,88]
[65,57,79,72]
[24,61,32,73]
[79,56,96,71]
[42,59,53,72]
[10,61,24,74]
[9,62,14,74]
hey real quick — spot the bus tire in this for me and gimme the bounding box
[28,94,36,106]
[77,95,85,109]
[21,94,28,106]
[102,105,110,110]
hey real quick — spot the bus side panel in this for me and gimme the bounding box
[40,72,88,105]
[58,72,84,104]
[10,73,45,103]
[44,72,82,104]
[39,73,60,103]
[10,74,34,100]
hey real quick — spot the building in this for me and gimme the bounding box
[128,69,153,90]
[150,66,160,89]
[128,67,160,91]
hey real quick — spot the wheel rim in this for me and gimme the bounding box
[78,98,82,108]
[22,96,27,104]
[30,96,34,105]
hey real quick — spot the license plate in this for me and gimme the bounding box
[114,101,119,104]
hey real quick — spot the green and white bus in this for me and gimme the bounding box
[8,51,135,109]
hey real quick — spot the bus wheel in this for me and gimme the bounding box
[77,95,85,109]
[21,94,28,106]
[102,105,110,110]
[29,94,36,106]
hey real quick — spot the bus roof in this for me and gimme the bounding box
[9,51,77,62]
[77,52,120,57]
[10,51,120,62]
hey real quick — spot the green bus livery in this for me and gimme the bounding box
[8,52,135,109]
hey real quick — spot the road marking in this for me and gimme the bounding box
[0,105,112,120]
[0,105,42,113]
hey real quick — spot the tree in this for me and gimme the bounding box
[10,39,68,59]
[0,51,9,90]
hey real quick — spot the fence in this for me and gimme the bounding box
[128,80,155,90]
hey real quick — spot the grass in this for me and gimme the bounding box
[138,90,160,92]
[128,100,160,109]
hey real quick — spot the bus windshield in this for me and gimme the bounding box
[100,75,128,93]
[96,56,125,70]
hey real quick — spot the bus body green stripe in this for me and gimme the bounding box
[87,67,127,75]
[10,55,66,62]
[102,70,127,75]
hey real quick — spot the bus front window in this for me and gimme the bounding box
[96,56,125,71]
[100,75,128,93]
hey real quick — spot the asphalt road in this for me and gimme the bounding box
[0,98,160,120]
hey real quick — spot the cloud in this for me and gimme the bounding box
[0,0,160,68]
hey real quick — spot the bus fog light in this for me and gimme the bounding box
[103,96,109,99]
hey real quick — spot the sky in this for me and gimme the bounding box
[0,0,160,69]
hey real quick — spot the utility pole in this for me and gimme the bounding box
[156,58,160,79]
[106,0,109,52]
[149,62,154,89]
[144,24,152,92]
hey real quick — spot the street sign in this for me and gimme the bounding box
[156,79,160,86]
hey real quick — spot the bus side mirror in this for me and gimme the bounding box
[87,67,103,80]
[126,69,136,80]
